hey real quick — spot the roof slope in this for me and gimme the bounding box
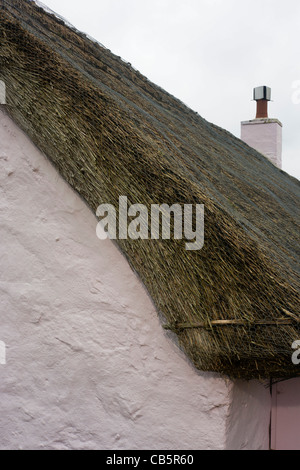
[1,0,300,379]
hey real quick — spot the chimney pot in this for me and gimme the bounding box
[253,86,271,119]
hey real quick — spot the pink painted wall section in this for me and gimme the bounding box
[241,119,282,169]
[226,381,271,450]
[271,379,300,450]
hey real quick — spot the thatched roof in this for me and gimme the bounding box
[1,0,300,379]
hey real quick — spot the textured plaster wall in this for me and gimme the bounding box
[0,109,270,450]
[226,381,271,450]
[241,119,282,169]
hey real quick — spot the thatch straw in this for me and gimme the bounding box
[1,0,300,379]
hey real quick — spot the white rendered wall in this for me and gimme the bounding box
[241,119,282,169]
[0,109,270,450]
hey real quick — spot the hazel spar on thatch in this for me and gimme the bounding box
[1,0,300,379]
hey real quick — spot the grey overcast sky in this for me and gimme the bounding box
[37,0,300,180]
